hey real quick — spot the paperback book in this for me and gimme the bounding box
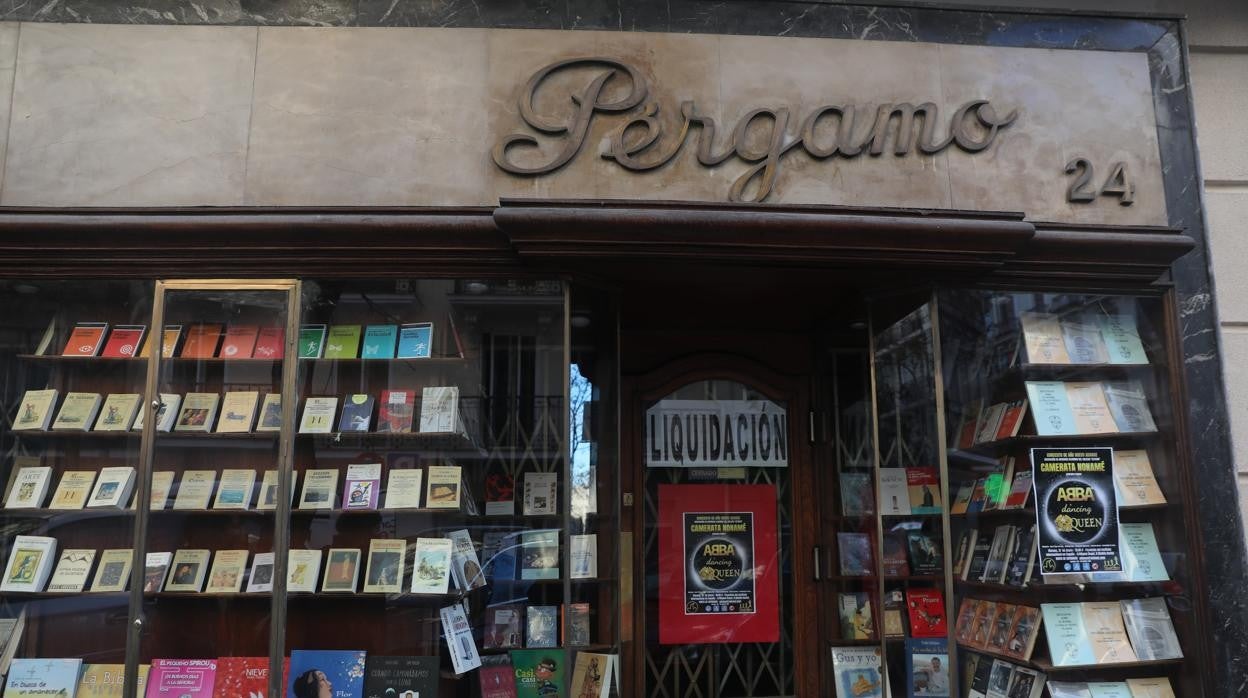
[214,469,257,510]
[339,394,375,432]
[362,656,439,698]
[287,651,366,698]
[91,549,133,592]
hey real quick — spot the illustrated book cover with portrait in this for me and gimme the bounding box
[287,650,366,698]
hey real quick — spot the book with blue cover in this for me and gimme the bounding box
[288,650,367,698]
[905,638,949,697]
[6,658,83,698]
[396,323,433,359]
[360,325,398,360]
[338,394,375,432]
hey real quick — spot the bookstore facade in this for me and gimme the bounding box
[0,5,1241,698]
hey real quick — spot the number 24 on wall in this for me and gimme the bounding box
[1065,157,1135,205]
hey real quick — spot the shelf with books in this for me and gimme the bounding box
[949,431,1160,459]
[951,508,1035,520]
[955,579,1178,597]
[0,508,137,522]
[302,356,467,367]
[959,643,1183,674]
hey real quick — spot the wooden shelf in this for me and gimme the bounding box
[299,430,481,453]
[17,354,465,366]
[952,507,1035,519]
[0,508,136,521]
[302,356,465,366]
[950,431,1160,458]
[956,579,1175,595]
[958,642,1183,673]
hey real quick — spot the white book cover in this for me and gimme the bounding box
[298,397,338,434]
[6,659,83,698]
[93,393,141,432]
[1061,319,1110,364]
[0,536,57,592]
[173,470,217,510]
[363,539,406,594]
[174,392,220,432]
[134,393,183,433]
[256,470,298,510]
[164,549,211,592]
[47,471,96,510]
[523,472,558,515]
[448,529,486,591]
[215,391,260,433]
[425,465,462,509]
[878,468,912,515]
[86,466,136,508]
[1104,380,1158,433]
[51,392,103,431]
[383,469,423,509]
[440,602,482,674]
[410,538,453,594]
[343,463,382,509]
[1120,598,1183,661]
[45,549,96,593]
[205,550,249,593]
[89,549,132,592]
[213,469,257,510]
[149,471,176,510]
[4,467,52,509]
[299,468,339,509]
[247,552,276,592]
[287,549,323,592]
[570,534,598,579]
[11,389,58,431]
[419,386,460,433]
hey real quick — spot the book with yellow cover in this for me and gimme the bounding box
[204,550,248,593]
[149,471,175,510]
[1064,382,1117,435]
[425,465,462,509]
[76,663,151,698]
[173,470,217,510]
[1082,601,1137,664]
[48,471,96,510]
[1125,678,1175,698]
[139,325,182,358]
[1020,313,1071,364]
[1113,450,1166,506]
[215,391,259,433]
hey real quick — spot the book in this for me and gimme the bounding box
[1099,314,1149,364]
[906,532,943,576]
[246,552,276,593]
[0,613,24,678]
[214,469,257,509]
[136,393,182,432]
[419,386,460,433]
[49,470,96,509]
[287,652,365,698]
[839,592,875,640]
[1003,470,1033,509]
[881,532,911,577]
[1065,381,1118,434]
[878,468,911,515]
[1041,603,1097,666]
[253,326,285,359]
[286,549,323,593]
[156,475,181,512]
[952,529,977,580]
[964,529,994,582]
[164,549,210,592]
[78,663,151,698]
[140,325,183,358]
[62,322,109,356]
[34,317,58,356]
[256,470,295,510]
[409,538,453,594]
[93,393,142,431]
[174,392,220,432]
[7,659,84,698]
[510,649,564,698]
[1119,523,1169,582]
[216,391,260,433]
[441,603,482,674]
[829,646,884,698]
[1104,380,1158,433]
[987,603,1017,654]
[982,525,1016,584]
[487,531,520,583]
[1120,597,1183,660]
[47,548,97,592]
[484,605,525,649]
[975,403,1007,444]
[905,637,950,697]
[143,552,172,592]
[479,654,517,698]
[1062,319,1110,364]
[981,469,1009,512]
[905,589,947,638]
[526,605,559,648]
[363,539,406,593]
[219,324,259,358]
[321,548,362,592]
[1004,524,1038,587]
[397,322,433,359]
[984,659,1015,698]
[1020,313,1071,364]
[377,390,416,433]
[425,464,462,509]
[214,657,285,698]
[90,549,133,592]
[1047,683,1092,698]
[339,394,375,432]
[362,656,439,698]
[969,602,997,649]
[173,470,217,510]
[1083,601,1137,664]
[205,549,249,593]
[52,391,103,431]
[1124,678,1175,698]
[565,602,591,646]
[522,471,558,515]
[950,481,974,515]
[956,404,982,449]
[299,468,339,509]
[360,325,398,360]
[448,529,486,591]
[994,400,1029,440]
[324,325,362,359]
[297,324,327,359]
[298,397,338,433]
[5,466,52,509]
[12,389,58,430]
[179,323,224,358]
[839,471,875,516]
[569,652,615,698]
[486,471,516,516]
[1086,684,1133,698]
[520,530,560,581]
[84,466,135,509]
[570,534,598,579]
[383,468,423,509]
[1024,381,1078,435]
[255,393,284,432]
[1113,450,1166,506]
[954,598,978,644]
[1005,667,1045,698]
[837,531,873,576]
[343,463,381,509]
[883,590,906,638]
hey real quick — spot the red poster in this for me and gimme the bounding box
[658,484,780,644]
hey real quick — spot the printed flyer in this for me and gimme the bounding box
[1031,447,1122,577]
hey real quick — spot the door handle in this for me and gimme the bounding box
[813,546,822,582]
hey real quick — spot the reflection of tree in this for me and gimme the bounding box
[569,365,594,519]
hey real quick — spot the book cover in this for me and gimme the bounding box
[1004,525,1038,588]
[1003,470,1033,509]
[299,469,339,510]
[522,472,557,516]
[396,322,433,359]
[52,391,103,431]
[1112,450,1166,506]
[143,552,172,592]
[164,549,210,592]
[1006,605,1043,661]
[139,325,183,359]
[90,549,133,592]
[567,603,592,646]
[1119,523,1168,582]
[447,529,485,591]
[953,599,978,644]
[1064,382,1118,434]
[525,606,558,648]
[255,470,294,511]
[982,525,1016,584]
[425,465,462,509]
[956,405,981,449]
[217,391,260,433]
[286,550,323,593]
[361,656,438,698]
[880,532,910,577]
[883,591,906,639]
[839,592,875,640]
[173,470,217,510]
[256,393,284,432]
[247,552,276,593]
[837,531,873,576]
[570,534,597,579]
[440,603,482,674]
[478,655,517,698]
[179,324,224,359]
[219,324,260,359]
[383,469,423,509]
[321,548,362,592]
[299,397,338,434]
[410,538,453,594]
[360,325,398,360]
[1024,381,1079,436]
[1098,314,1149,365]
[1083,601,1136,664]
[338,394,375,432]
[377,390,415,434]
[363,539,405,594]
[297,325,327,359]
[905,638,950,697]
[1,535,57,592]
[1020,313,1071,364]
[484,606,525,649]
[5,466,52,509]
[906,532,943,576]
[12,389,58,431]
[205,549,249,593]
[829,647,883,698]
[1119,597,1183,661]
[981,471,1008,512]
[254,326,285,359]
[77,664,151,698]
[984,659,1015,698]
[175,392,220,432]
[964,530,994,582]
[1062,319,1110,364]
[485,471,516,516]
[150,472,175,510]
[136,393,182,433]
[509,650,564,698]
[1124,678,1175,698]
[214,657,288,698]
[969,602,996,649]
[568,653,615,698]
[974,403,1006,444]
[878,468,911,515]
[418,386,459,433]
[287,651,366,698]
[343,463,381,509]
[324,325,362,360]
[994,400,1029,440]
[1005,668,1045,698]
[47,548,97,592]
[986,603,1016,654]
[949,481,974,515]
[1104,380,1158,433]
[905,589,947,638]
[62,322,109,356]
[94,393,142,431]
[7,659,84,698]
[214,469,257,510]
[952,529,977,580]
[1041,603,1097,666]
[1086,684,1133,698]
[519,530,560,581]
[839,471,875,516]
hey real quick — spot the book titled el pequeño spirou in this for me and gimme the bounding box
[145,659,218,698]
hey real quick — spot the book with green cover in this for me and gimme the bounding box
[298,324,327,359]
[361,325,398,360]
[324,325,362,360]
[510,649,565,698]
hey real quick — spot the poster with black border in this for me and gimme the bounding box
[682,511,756,615]
[1031,447,1122,577]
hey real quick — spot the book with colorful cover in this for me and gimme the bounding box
[7,659,84,698]
[362,656,439,698]
[837,531,873,576]
[830,647,884,698]
[139,325,183,359]
[338,394,375,432]
[397,322,433,359]
[219,324,260,359]
[881,532,910,577]
[905,638,950,697]
[905,589,947,638]
[145,659,217,698]
[253,326,285,359]
[361,325,398,360]
[1003,470,1033,509]
[484,605,525,649]
[297,325,327,359]
[839,592,875,640]
[906,532,943,576]
[486,471,516,516]
[213,657,289,698]
[324,325,362,360]
[906,467,942,514]
[377,390,415,433]
[101,325,147,358]
[840,471,875,516]
[509,650,565,698]
[62,322,108,357]
[286,651,366,698]
[77,663,151,698]
[478,655,517,698]
[569,653,615,698]
[179,324,223,359]
[342,463,381,510]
